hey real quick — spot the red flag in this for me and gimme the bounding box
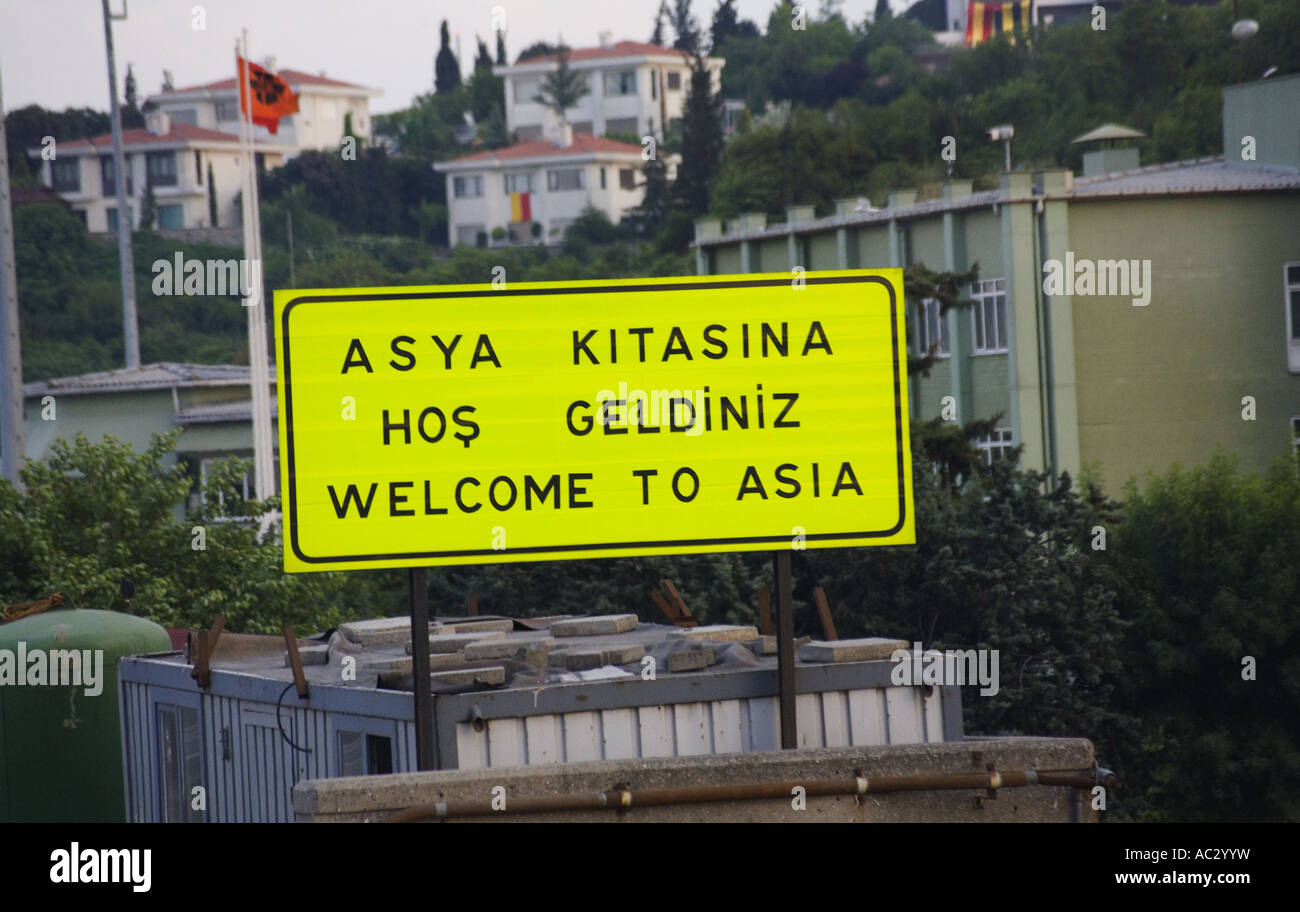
[237,56,299,135]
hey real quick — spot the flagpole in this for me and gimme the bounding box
[237,32,277,521]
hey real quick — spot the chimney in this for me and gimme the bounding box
[599,31,613,49]
[145,109,171,136]
[262,56,277,73]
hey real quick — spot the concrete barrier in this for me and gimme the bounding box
[294,737,1100,823]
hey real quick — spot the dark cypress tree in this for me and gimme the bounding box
[875,0,893,21]
[651,1,669,45]
[207,162,218,227]
[674,51,724,216]
[435,20,460,93]
[710,0,740,51]
[671,0,700,54]
[495,31,507,66]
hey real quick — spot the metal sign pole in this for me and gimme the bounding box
[773,550,797,749]
[409,567,434,769]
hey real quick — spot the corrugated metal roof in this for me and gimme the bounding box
[696,158,1300,248]
[23,362,272,398]
[174,399,279,425]
[1070,156,1300,197]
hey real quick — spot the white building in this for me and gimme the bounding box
[33,111,293,233]
[494,37,723,143]
[145,64,381,150]
[435,127,674,247]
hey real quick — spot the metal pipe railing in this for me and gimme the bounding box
[384,766,1115,822]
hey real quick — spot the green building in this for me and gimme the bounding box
[23,362,277,503]
[693,76,1300,494]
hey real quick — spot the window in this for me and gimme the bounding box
[100,156,132,196]
[599,167,606,189]
[1286,263,1300,372]
[651,72,658,99]
[619,167,636,190]
[604,117,638,137]
[195,151,203,185]
[514,77,542,104]
[453,175,484,198]
[570,121,593,136]
[338,732,394,776]
[504,172,533,194]
[159,204,184,229]
[456,224,485,246]
[971,278,1008,353]
[667,71,682,91]
[106,206,134,232]
[1291,416,1300,457]
[913,297,949,357]
[51,159,80,192]
[975,427,1015,465]
[214,100,238,122]
[604,70,637,96]
[169,108,198,126]
[157,704,203,823]
[547,168,584,191]
[515,125,543,141]
[147,151,177,187]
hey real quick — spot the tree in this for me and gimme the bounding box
[671,0,701,53]
[139,173,157,230]
[207,163,218,227]
[652,0,670,44]
[623,154,672,240]
[874,0,893,21]
[0,432,361,634]
[674,51,725,215]
[435,20,460,94]
[1110,454,1300,821]
[122,64,144,128]
[469,37,506,125]
[710,0,744,51]
[516,41,561,62]
[533,46,590,131]
[496,31,507,66]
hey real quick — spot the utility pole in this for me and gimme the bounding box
[0,61,26,487]
[102,0,140,368]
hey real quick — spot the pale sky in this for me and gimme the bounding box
[1,0,902,116]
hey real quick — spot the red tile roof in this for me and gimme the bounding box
[57,123,245,151]
[516,40,690,64]
[445,131,643,164]
[169,69,369,93]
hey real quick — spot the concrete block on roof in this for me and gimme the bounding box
[429,666,506,687]
[551,649,608,671]
[668,625,759,643]
[283,643,330,666]
[667,648,717,673]
[463,636,557,661]
[798,637,908,663]
[602,643,646,665]
[751,636,777,656]
[438,618,515,635]
[338,617,413,647]
[406,631,505,654]
[550,614,639,637]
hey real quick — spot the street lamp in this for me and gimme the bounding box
[987,124,1014,173]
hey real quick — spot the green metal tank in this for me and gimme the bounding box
[0,608,172,822]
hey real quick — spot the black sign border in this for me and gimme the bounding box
[279,275,906,564]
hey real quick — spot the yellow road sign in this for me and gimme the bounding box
[274,270,913,571]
